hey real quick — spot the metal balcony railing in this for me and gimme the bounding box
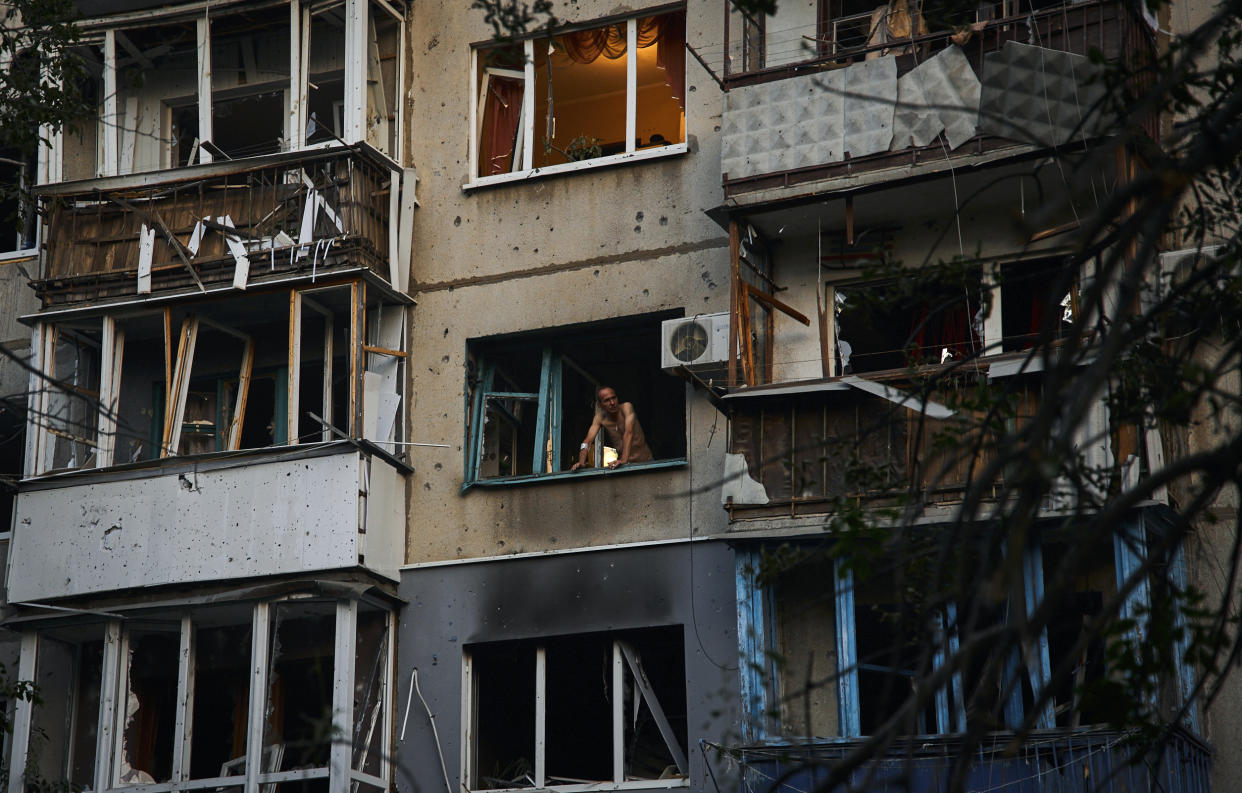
[735,728,1211,793]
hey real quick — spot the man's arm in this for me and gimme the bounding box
[571,413,603,471]
[609,403,638,468]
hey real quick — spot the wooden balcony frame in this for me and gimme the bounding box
[32,143,410,306]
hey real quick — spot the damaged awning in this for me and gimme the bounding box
[723,375,955,419]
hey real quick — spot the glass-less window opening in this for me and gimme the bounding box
[737,520,1198,740]
[464,315,686,486]
[25,280,406,476]
[465,628,689,792]
[8,597,393,793]
[472,8,686,181]
[85,0,403,178]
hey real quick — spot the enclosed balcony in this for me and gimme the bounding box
[735,728,1211,793]
[7,440,405,603]
[718,0,1153,201]
[34,145,410,306]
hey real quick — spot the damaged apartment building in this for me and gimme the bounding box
[0,0,1230,792]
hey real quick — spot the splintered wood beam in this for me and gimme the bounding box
[227,337,255,451]
[104,194,205,292]
[738,281,754,386]
[744,282,811,326]
[163,316,200,457]
[163,307,172,410]
[845,195,854,246]
[362,344,407,358]
[728,221,740,388]
[818,285,832,378]
[289,291,302,446]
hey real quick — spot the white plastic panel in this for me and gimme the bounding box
[7,448,402,602]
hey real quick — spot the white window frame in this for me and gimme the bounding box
[53,0,404,183]
[6,597,395,793]
[465,12,688,191]
[462,638,690,793]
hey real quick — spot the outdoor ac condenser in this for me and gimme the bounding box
[660,312,730,371]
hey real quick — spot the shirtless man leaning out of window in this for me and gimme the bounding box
[570,386,653,470]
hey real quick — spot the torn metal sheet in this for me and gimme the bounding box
[891,68,941,150]
[891,44,980,151]
[217,215,251,290]
[722,452,769,505]
[842,375,955,419]
[187,216,207,256]
[136,224,154,295]
[978,41,1107,148]
[843,55,896,158]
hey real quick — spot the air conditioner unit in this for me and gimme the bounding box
[661,312,730,371]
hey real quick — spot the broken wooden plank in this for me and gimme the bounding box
[226,338,255,451]
[744,282,810,326]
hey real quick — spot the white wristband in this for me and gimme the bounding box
[580,443,589,450]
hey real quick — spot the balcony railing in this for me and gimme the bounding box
[725,0,1131,84]
[724,371,1038,518]
[736,728,1211,793]
[34,145,399,305]
[720,0,1154,196]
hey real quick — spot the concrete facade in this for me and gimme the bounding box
[0,0,1231,792]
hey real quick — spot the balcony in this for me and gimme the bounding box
[735,728,1211,793]
[723,370,1031,518]
[719,0,1152,201]
[6,441,406,603]
[34,144,408,306]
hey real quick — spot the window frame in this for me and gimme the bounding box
[461,633,691,793]
[462,318,690,490]
[53,0,405,184]
[736,516,1199,741]
[464,6,688,191]
[7,596,396,793]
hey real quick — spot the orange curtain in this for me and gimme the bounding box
[558,14,686,108]
[559,23,626,62]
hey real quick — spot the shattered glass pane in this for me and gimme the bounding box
[263,601,336,774]
[352,606,389,776]
[120,628,180,785]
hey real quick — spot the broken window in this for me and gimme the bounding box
[264,601,336,776]
[473,10,685,180]
[190,607,253,782]
[0,143,37,256]
[28,277,401,475]
[465,314,686,484]
[114,20,199,174]
[68,3,403,178]
[10,597,393,793]
[352,604,391,786]
[752,527,1173,740]
[30,627,104,789]
[36,322,103,472]
[832,274,983,374]
[210,7,292,160]
[999,258,1079,352]
[118,626,180,784]
[465,627,688,791]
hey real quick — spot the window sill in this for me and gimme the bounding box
[0,248,37,264]
[464,458,687,491]
[474,779,688,793]
[463,143,688,191]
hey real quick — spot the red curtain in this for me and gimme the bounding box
[479,74,523,176]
